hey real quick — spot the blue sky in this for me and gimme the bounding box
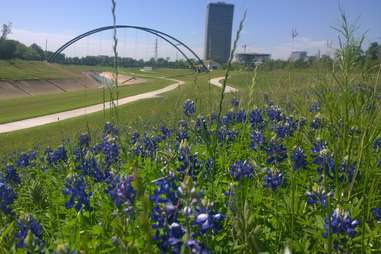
[2,0,381,59]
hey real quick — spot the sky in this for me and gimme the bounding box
[2,0,381,60]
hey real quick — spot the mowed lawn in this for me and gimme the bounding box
[0,61,181,123]
[0,75,172,124]
[0,67,330,157]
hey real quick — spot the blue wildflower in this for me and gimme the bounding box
[265,139,287,164]
[150,176,179,225]
[338,160,356,183]
[311,140,326,154]
[0,181,16,214]
[306,191,327,208]
[267,105,283,122]
[274,117,298,138]
[205,157,214,172]
[176,120,189,142]
[130,131,140,144]
[231,98,239,107]
[222,111,234,125]
[107,175,136,213]
[186,239,209,254]
[160,126,171,138]
[75,150,108,182]
[15,215,43,249]
[16,150,36,168]
[322,208,360,239]
[176,130,189,142]
[184,99,196,116]
[150,175,181,253]
[374,137,381,152]
[193,212,224,234]
[217,126,237,144]
[249,109,264,129]
[79,133,90,147]
[63,174,92,212]
[298,117,306,128]
[229,160,254,181]
[250,130,264,150]
[104,122,118,136]
[3,164,20,185]
[312,144,335,176]
[236,109,246,123]
[195,116,207,132]
[177,141,201,178]
[305,184,328,208]
[310,114,322,129]
[371,207,381,221]
[165,222,185,252]
[45,145,67,165]
[291,146,307,170]
[102,136,119,167]
[132,143,143,157]
[263,169,284,191]
[142,134,157,157]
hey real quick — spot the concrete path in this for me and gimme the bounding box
[209,76,238,93]
[0,78,184,134]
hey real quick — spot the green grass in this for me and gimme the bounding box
[0,60,83,80]
[0,69,219,157]
[0,67,327,157]
[0,74,172,124]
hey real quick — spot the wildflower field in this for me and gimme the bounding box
[1,15,381,254]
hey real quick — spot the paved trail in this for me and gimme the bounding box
[0,78,184,134]
[209,76,238,93]
[0,75,238,134]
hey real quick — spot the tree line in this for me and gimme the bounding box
[1,23,380,70]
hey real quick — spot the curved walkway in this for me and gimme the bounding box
[0,78,184,134]
[209,76,238,93]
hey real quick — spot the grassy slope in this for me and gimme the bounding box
[0,61,176,123]
[0,60,83,80]
[0,75,171,124]
[0,68,326,157]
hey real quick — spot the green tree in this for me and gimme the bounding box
[30,43,45,60]
[1,22,12,40]
[0,40,17,59]
[365,42,380,61]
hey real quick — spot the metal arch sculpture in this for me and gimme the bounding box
[48,25,208,71]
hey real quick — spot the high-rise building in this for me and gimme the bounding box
[204,2,234,64]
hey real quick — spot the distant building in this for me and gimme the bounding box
[290,51,308,61]
[289,51,308,62]
[236,53,271,66]
[204,2,234,64]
